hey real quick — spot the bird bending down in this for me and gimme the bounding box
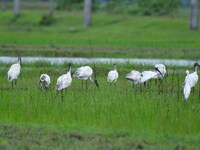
[183,63,200,101]
[7,56,22,87]
[141,67,166,84]
[40,74,51,90]
[126,67,163,86]
[107,64,119,84]
[140,67,163,83]
[73,66,99,90]
[56,63,72,92]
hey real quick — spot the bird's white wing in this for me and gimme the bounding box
[183,83,191,101]
[8,63,21,81]
[107,70,119,82]
[183,70,190,87]
[141,71,157,83]
[56,76,64,90]
[45,75,51,85]
[56,73,72,90]
[73,66,93,79]
[126,70,141,84]
[186,72,198,88]
[40,74,51,88]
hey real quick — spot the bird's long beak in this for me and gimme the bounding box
[94,80,99,88]
[155,68,163,78]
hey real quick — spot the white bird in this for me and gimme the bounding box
[40,74,51,90]
[7,56,22,86]
[154,64,167,79]
[56,63,72,91]
[183,63,200,101]
[73,66,99,90]
[126,70,141,85]
[107,64,119,83]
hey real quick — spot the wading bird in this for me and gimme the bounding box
[40,74,51,91]
[126,67,163,86]
[56,63,72,94]
[183,63,200,101]
[107,64,119,84]
[7,56,22,87]
[73,66,99,90]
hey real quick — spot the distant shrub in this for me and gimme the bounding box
[39,15,54,26]
[96,0,138,14]
[137,0,180,15]
[56,0,83,10]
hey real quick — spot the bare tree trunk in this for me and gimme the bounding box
[190,0,199,30]
[14,0,20,16]
[1,0,7,10]
[49,0,54,17]
[84,0,92,28]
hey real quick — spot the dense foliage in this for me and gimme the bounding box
[137,0,180,15]
[56,0,180,15]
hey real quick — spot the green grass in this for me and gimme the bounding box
[0,62,200,149]
[0,9,200,59]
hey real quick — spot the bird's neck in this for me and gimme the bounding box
[68,67,71,73]
[194,66,198,72]
[114,65,117,70]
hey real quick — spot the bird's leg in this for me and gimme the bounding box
[159,79,163,93]
[154,79,157,86]
[86,80,88,90]
[82,80,83,89]
[11,81,13,87]
[192,87,195,94]
[139,83,142,93]
[54,91,59,99]
[15,80,17,85]
[144,82,147,87]
[61,90,64,101]
[149,80,152,88]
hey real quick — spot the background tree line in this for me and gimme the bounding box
[1,0,198,29]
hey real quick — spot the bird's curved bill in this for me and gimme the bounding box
[155,68,163,78]
[95,80,99,88]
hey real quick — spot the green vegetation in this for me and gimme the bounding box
[0,10,200,59]
[137,0,180,15]
[0,62,200,149]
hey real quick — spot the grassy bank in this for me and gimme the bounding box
[0,62,200,149]
[0,124,199,149]
[0,10,200,59]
